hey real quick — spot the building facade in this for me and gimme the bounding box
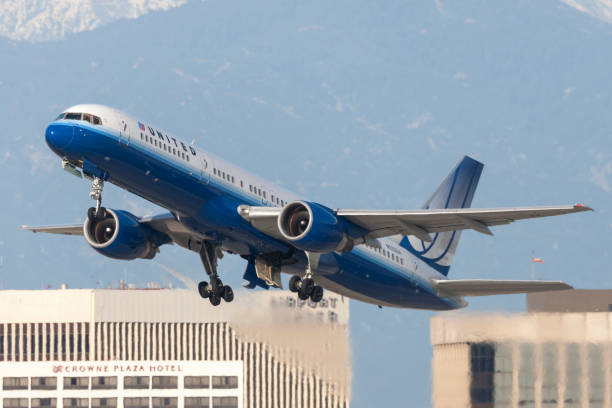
[0,289,350,408]
[431,290,612,408]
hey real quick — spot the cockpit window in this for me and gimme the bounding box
[61,112,103,125]
[64,112,81,120]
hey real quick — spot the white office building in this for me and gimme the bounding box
[0,288,350,408]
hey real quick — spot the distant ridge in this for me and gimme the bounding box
[0,0,188,42]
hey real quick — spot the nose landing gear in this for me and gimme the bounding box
[197,241,233,306]
[87,177,107,222]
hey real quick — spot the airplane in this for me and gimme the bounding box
[23,104,592,310]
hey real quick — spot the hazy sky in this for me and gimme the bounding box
[1,1,611,406]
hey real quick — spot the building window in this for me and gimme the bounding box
[63,377,89,390]
[185,397,209,408]
[152,376,178,389]
[31,399,57,408]
[124,398,149,408]
[212,376,238,389]
[470,344,495,404]
[3,377,28,390]
[3,399,28,408]
[212,397,238,408]
[185,376,210,389]
[92,376,117,390]
[31,377,57,390]
[63,399,88,408]
[124,376,149,389]
[152,397,178,408]
[91,398,117,408]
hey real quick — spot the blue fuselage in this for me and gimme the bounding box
[45,116,461,310]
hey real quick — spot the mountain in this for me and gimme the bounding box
[1,1,611,407]
[0,0,186,41]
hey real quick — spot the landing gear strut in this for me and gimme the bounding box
[197,241,233,306]
[87,177,106,222]
[289,252,324,303]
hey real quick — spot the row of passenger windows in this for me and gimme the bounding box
[3,397,237,408]
[141,132,190,163]
[212,168,288,207]
[2,375,237,390]
[373,246,404,265]
[56,112,102,125]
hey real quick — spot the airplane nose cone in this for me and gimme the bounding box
[45,123,74,150]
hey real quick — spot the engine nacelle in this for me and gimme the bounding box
[83,208,157,260]
[278,201,352,253]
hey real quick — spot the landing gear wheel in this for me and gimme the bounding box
[209,295,221,306]
[298,278,315,300]
[87,207,96,223]
[310,285,324,303]
[289,276,301,293]
[222,286,234,303]
[198,281,210,299]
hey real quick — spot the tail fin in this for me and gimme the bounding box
[399,156,484,276]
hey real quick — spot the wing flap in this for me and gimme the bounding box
[433,279,573,297]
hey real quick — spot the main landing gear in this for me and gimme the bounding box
[87,177,107,222]
[288,252,324,303]
[197,241,233,306]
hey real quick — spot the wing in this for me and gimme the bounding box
[21,213,199,250]
[433,279,573,297]
[21,224,83,235]
[239,204,592,243]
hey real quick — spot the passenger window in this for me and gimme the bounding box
[186,155,189,162]
[173,148,176,155]
[140,133,143,140]
[232,176,235,183]
[182,152,185,159]
[240,181,243,188]
[222,172,225,179]
[154,140,158,147]
[263,191,266,199]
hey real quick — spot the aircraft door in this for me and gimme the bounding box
[200,154,211,184]
[119,118,130,145]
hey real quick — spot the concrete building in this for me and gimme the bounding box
[0,289,350,408]
[431,290,612,408]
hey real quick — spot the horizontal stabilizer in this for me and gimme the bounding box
[433,279,572,297]
[21,224,83,235]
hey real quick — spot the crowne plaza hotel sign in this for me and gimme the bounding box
[52,363,184,374]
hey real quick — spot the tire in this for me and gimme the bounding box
[298,289,310,300]
[87,207,96,223]
[95,207,107,221]
[310,286,324,303]
[198,281,209,298]
[209,295,221,306]
[289,276,301,293]
[301,278,315,296]
[222,286,234,303]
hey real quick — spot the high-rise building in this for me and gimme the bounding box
[431,290,612,408]
[0,288,350,408]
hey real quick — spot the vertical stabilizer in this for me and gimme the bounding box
[399,156,483,276]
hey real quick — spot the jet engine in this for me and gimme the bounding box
[83,208,158,260]
[278,201,352,253]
